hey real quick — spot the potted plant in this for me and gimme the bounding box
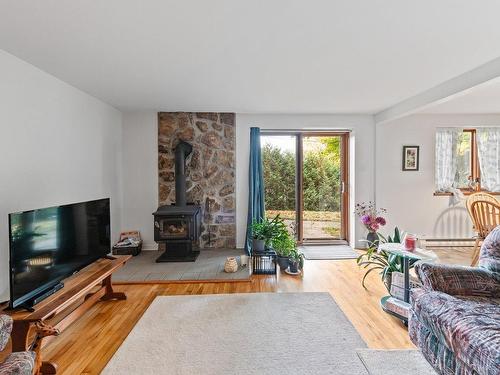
[288,248,304,274]
[250,215,287,252]
[355,201,387,247]
[250,220,267,252]
[356,227,415,292]
[273,232,296,270]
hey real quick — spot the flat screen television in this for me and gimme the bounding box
[8,198,110,309]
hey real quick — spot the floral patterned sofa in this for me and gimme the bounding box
[0,315,35,375]
[409,226,500,375]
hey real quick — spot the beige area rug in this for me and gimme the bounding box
[113,249,250,281]
[103,293,369,374]
[356,349,436,374]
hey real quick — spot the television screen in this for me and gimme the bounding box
[9,198,110,308]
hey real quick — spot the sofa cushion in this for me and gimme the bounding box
[0,351,35,375]
[415,262,500,297]
[480,225,500,274]
[411,288,500,375]
[409,309,474,375]
[0,315,13,352]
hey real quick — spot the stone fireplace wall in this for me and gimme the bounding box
[158,112,236,248]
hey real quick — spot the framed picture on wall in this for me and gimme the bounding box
[402,146,419,171]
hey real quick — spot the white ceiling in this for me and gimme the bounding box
[2,1,500,113]
[420,77,500,114]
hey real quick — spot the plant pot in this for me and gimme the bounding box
[366,232,379,248]
[277,256,290,271]
[252,238,266,252]
[289,261,299,273]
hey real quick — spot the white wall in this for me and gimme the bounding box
[236,114,376,248]
[0,50,123,302]
[375,114,500,239]
[121,112,158,249]
[121,112,375,250]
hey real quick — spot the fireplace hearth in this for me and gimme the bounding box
[153,141,201,262]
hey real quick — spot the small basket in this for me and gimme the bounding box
[112,231,143,257]
[224,257,238,273]
[113,243,142,256]
[251,250,277,275]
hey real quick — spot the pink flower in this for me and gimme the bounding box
[361,215,371,225]
[370,223,380,232]
[375,217,386,226]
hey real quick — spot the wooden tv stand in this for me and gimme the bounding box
[7,255,130,374]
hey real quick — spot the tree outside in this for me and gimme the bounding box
[262,136,342,238]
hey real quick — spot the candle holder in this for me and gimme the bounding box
[404,233,417,252]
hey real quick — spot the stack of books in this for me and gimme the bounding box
[390,271,421,300]
[384,296,410,318]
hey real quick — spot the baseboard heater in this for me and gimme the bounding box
[423,238,475,247]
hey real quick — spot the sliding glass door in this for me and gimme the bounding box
[261,132,349,243]
[261,135,298,236]
[301,134,344,241]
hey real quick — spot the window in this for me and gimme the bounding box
[455,129,479,191]
[435,128,500,194]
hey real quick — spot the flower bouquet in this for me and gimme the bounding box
[355,201,387,244]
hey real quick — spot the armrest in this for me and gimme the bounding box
[0,315,13,351]
[415,262,500,297]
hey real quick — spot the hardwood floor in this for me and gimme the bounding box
[11,247,473,374]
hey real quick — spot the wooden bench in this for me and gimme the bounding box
[5,255,130,374]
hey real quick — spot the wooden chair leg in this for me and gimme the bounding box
[471,238,481,266]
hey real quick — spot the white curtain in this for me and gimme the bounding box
[477,127,500,192]
[435,128,463,204]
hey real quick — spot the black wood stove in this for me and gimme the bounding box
[153,141,201,262]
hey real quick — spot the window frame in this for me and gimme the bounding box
[465,128,480,190]
[434,128,500,196]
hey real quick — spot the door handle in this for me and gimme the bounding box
[341,181,346,194]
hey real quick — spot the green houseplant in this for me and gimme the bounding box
[250,221,267,252]
[250,215,287,252]
[356,227,415,291]
[259,214,297,270]
[288,248,304,274]
[273,232,296,270]
[378,226,402,244]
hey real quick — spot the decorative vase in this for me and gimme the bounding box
[224,257,238,273]
[252,238,266,252]
[366,231,379,248]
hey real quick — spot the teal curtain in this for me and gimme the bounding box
[245,127,265,254]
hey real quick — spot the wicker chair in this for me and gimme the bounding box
[469,199,500,266]
[0,315,36,375]
[466,192,500,266]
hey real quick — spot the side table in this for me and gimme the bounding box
[378,243,437,323]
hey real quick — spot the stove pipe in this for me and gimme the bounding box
[174,141,193,206]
